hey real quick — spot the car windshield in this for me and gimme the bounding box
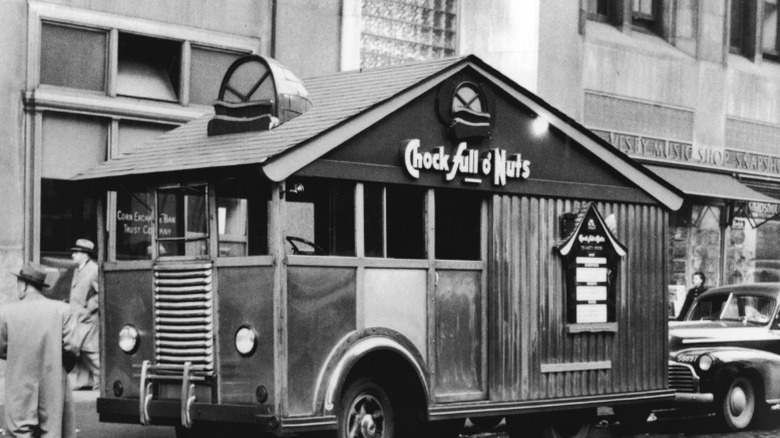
[688,293,776,325]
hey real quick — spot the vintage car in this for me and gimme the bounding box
[668,283,780,431]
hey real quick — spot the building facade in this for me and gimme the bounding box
[4,0,780,310]
[0,0,540,299]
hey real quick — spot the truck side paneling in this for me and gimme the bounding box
[489,196,668,401]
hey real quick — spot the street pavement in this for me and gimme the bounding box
[2,386,780,437]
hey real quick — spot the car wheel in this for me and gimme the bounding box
[719,376,756,431]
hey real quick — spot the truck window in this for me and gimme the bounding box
[215,178,269,257]
[435,188,481,260]
[115,190,153,260]
[156,184,209,257]
[285,178,355,256]
[364,183,426,259]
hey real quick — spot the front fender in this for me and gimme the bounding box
[677,347,780,401]
[312,327,431,416]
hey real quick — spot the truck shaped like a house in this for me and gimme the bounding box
[73,55,683,438]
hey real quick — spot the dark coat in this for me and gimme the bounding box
[677,285,708,321]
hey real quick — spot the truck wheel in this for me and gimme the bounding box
[338,377,402,438]
[719,376,756,431]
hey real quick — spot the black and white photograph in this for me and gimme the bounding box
[2,1,780,437]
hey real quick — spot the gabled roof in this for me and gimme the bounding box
[73,55,683,210]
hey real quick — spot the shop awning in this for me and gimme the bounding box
[646,165,780,204]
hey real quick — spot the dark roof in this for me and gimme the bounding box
[72,57,463,180]
[72,54,684,210]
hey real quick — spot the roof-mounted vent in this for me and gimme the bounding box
[208,55,312,136]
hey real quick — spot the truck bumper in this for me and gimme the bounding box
[673,392,714,403]
[97,397,278,430]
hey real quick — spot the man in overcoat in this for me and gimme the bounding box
[69,238,100,390]
[2,262,80,438]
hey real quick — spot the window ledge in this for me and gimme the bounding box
[585,20,689,62]
[567,322,618,333]
[24,88,211,124]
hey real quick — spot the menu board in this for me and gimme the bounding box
[558,203,626,325]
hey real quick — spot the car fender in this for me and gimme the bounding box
[312,327,431,416]
[676,347,780,401]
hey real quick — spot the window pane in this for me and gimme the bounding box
[360,0,458,69]
[118,121,176,156]
[763,0,779,54]
[190,47,243,105]
[284,178,355,256]
[632,0,654,15]
[156,185,208,257]
[115,190,153,260]
[42,113,108,179]
[386,185,425,259]
[730,0,744,49]
[364,183,384,257]
[435,189,481,260]
[215,177,269,257]
[118,33,181,102]
[41,23,106,92]
[726,217,780,284]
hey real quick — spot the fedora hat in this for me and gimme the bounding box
[70,238,96,254]
[11,262,50,289]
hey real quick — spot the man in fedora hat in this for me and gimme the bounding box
[69,238,100,390]
[2,262,81,438]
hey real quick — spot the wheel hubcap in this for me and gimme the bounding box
[730,387,748,416]
[347,394,384,438]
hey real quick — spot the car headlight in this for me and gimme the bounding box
[118,325,139,354]
[235,325,257,356]
[698,354,713,371]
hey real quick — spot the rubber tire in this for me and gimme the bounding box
[470,416,503,430]
[718,376,756,431]
[507,410,593,438]
[338,377,402,438]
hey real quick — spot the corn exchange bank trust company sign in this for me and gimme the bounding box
[592,129,780,177]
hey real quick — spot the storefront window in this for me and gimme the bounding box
[726,215,780,284]
[156,184,208,257]
[688,205,722,288]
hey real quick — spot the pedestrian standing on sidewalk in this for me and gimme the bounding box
[2,262,81,438]
[68,239,100,390]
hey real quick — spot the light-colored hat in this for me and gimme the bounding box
[70,238,95,254]
[11,262,50,289]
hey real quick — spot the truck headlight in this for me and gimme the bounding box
[698,354,713,371]
[235,325,257,356]
[118,325,139,354]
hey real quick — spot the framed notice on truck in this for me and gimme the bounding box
[558,203,627,326]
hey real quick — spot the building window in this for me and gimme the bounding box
[190,46,244,105]
[763,0,780,57]
[730,0,748,52]
[360,0,458,69]
[117,33,181,102]
[40,22,107,92]
[115,190,153,260]
[632,0,656,25]
[586,0,611,21]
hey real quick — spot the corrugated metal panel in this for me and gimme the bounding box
[489,195,668,401]
[72,57,464,180]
